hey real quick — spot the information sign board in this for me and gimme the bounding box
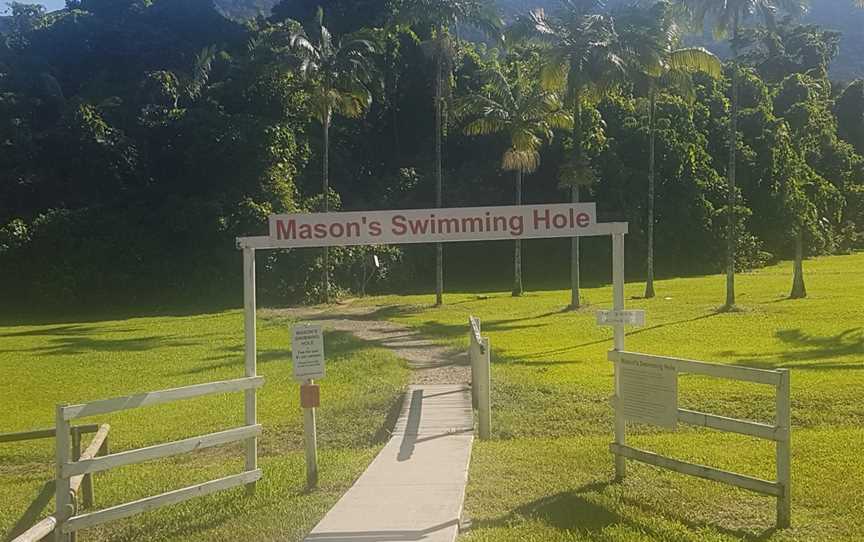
[292,324,325,382]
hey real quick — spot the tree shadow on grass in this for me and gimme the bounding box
[497,311,723,366]
[0,334,202,356]
[0,303,237,328]
[717,328,864,370]
[618,494,777,542]
[470,482,619,532]
[0,320,228,357]
[0,324,138,338]
[472,481,777,541]
[4,480,53,541]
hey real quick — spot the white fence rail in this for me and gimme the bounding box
[608,350,792,528]
[468,316,491,439]
[53,376,264,541]
[6,424,110,542]
[11,517,56,542]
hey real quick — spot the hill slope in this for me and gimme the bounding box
[213,1,864,81]
[496,0,864,81]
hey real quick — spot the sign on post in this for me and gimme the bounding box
[618,356,678,429]
[597,309,646,327]
[291,323,323,489]
[292,324,325,382]
[267,203,599,248]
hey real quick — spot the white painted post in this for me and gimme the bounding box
[55,406,71,542]
[469,317,480,409]
[776,369,791,528]
[477,337,492,440]
[304,379,319,489]
[242,247,258,495]
[612,233,627,480]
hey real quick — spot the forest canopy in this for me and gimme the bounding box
[1,0,863,311]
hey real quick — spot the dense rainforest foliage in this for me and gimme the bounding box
[208,1,864,79]
[1,0,863,311]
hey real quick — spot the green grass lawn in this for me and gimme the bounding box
[2,253,862,542]
[0,310,409,541]
[363,252,864,541]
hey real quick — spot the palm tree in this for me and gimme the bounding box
[618,2,721,298]
[682,0,808,308]
[457,62,573,296]
[392,0,502,306]
[288,9,375,303]
[511,3,625,309]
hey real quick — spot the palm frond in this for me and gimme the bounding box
[546,109,574,131]
[661,68,696,102]
[502,148,541,173]
[539,53,569,93]
[464,117,508,136]
[668,47,722,78]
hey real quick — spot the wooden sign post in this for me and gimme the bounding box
[292,324,325,488]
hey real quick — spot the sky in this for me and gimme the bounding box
[39,0,65,10]
[8,0,66,12]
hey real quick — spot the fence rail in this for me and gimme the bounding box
[63,470,262,534]
[61,376,264,421]
[468,316,491,440]
[9,424,110,542]
[608,350,792,528]
[54,376,263,541]
[11,517,56,542]
[0,425,99,444]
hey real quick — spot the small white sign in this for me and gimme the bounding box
[619,357,677,429]
[292,324,325,382]
[597,309,646,327]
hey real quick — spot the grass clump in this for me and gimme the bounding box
[365,253,864,541]
[0,310,409,541]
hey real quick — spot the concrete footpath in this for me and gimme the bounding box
[304,384,474,542]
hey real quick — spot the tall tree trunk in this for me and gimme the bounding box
[513,168,523,297]
[790,229,806,298]
[569,94,583,310]
[323,111,330,304]
[725,14,740,309]
[434,54,444,306]
[645,87,657,299]
[571,184,581,309]
[385,37,400,164]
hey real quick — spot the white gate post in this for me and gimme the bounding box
[54,406,71,542]
[776,369,792,528]
[477,337,492,440]
[243,247,258,494]
[612,233,627,480]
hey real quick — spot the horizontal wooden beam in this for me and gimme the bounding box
[0,424,99,443]
[235,222,630,251]
[10,516,56,542]
[609,351,781,386]
[610,443,781,497]
[62,377,265,421]
[677,409,783,441]
[236,236,269,249]
[63,469,262,534]
[63,425,260,478]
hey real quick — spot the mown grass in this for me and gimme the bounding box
[0,310,409,541]
[364,252,864,541]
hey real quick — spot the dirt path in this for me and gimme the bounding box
[262,302,470,385]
